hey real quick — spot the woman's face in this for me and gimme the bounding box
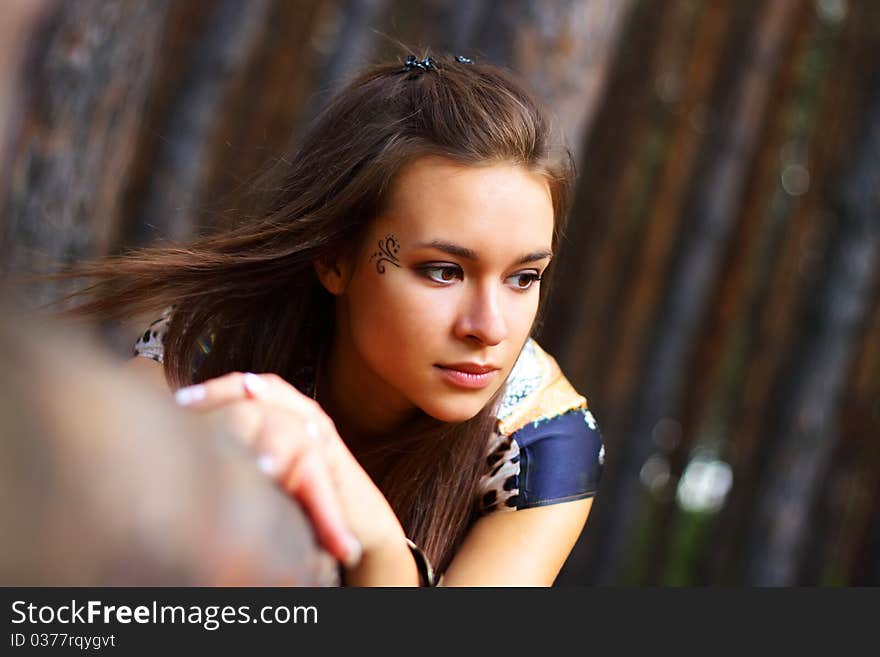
[328,155,555,424]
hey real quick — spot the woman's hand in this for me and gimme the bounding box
[173,371,406,571]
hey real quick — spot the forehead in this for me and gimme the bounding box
[377,156,554,250]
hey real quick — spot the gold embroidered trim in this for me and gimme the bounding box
[496,341,588,436]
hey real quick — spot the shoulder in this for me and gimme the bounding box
[131,305,213,368]
[132,306,174,363]
[477,338,605,516]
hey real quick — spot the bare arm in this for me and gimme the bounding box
[440,497,594,586]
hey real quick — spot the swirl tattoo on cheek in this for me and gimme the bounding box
[369,234,402,274]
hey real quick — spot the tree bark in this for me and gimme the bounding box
[743,70,880,585]
[0,0,173,309]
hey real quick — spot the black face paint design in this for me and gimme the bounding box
[369,234,401,274]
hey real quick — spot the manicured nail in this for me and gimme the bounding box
[243,372,268,395]
[343,535,363,569]
[174,385,205,405]
[257,453,277,477]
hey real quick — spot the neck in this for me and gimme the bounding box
[315,327,418,455]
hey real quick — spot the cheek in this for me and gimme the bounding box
[347,274,452,364]
[513,293,540,336]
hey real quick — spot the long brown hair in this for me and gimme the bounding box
[50,48,576,575]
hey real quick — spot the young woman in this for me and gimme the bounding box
[65,51,604,586]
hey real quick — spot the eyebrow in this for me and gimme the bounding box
[416,240,553,265]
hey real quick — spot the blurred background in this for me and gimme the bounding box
[1,0,878,586]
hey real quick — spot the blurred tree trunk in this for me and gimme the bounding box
[550,0,721,584]
[0,0,54,213]
[1,0,632,316]
[119,0,333,246]
[553,0,804,585]
[805,269,880,585]
[702,1,878,585]
[373,0,634,164]
[0,0,174,309]
[742,70,880,585]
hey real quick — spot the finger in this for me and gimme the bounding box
[251,407,312,476]
[244,374,341,450]
[175,373,340,452]
[173,371,313,415]
[206,400,264,449]
[173,371,246,407]
[283,451,362,568]
[250,409,359,566]
[241,372,327,421]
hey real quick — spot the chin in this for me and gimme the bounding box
[419,394,490,424]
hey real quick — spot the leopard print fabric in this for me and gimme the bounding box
[132,307,173,363]
[475,338,604,516]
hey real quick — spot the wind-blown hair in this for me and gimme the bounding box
[56,49,577,575]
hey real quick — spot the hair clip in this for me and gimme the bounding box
[401,53,473,74]
[403,54,437,72]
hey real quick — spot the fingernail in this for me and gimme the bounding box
[243,372,268,395]
[174,385,205,405]
[343,535,363,569]
[257,453,277,476]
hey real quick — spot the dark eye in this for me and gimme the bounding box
[422,265,462,284]
[506,272,542,291]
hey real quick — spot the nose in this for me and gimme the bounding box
[454,280,508,346]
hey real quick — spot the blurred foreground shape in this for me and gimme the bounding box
[0,300,338,586]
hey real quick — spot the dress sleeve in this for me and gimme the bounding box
[477,407,605,515]
[132,307,173,363]
[513,407,604,509]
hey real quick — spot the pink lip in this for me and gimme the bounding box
[438,362,499,374]
[435,365,498,390]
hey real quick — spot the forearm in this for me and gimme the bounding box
[343,530,420,587]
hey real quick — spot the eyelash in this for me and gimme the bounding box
[418,264,542,291]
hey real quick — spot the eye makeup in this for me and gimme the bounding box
[416,263,542,291]
[507,271,542,290]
